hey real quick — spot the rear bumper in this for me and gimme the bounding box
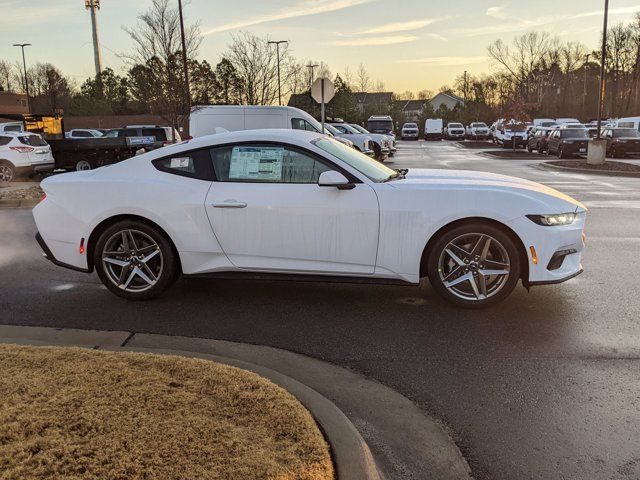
[35,232,91,273]
[16,162,55,175]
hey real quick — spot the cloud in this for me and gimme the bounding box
[399,56,488,66]
[203,0,374,35]
[425,33,448,41]
[454,16,557,37]
[330,35,419,46]
[360,17,448,34]
[574,5,640,18]
[486,6,507,19]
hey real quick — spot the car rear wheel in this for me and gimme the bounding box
[558,146,566,159]
[0,162,15,183]
[527,144,533,152]
[427,223,521,308]
[94,220,178,300]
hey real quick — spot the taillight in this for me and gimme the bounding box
[38,193,47,204]
[10,146,34,153]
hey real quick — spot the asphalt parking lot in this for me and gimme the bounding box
[2,140,640,480]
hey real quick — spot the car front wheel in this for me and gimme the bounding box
[427,223,521,308]
[94,220,178,300]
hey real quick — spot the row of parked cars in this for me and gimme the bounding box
[399,119,491,141]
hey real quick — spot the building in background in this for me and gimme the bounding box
[429,92,465,111]
[0,92,29,115]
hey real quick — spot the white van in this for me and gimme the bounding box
[424,118,443,140]
[190,105,323,138]
[615,117,640,132]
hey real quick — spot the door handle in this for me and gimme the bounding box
[212,200,247,208]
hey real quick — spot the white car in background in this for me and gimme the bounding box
[466,122,490,140]
[444,122,465,140]
[0,122,24,133]
[349,123,396,157]
[322,123,355,149]
[401,123,419,140]
[34,129,586,308]
[329,122,384,160]
[0,132,54,182]
[65,129,104,139]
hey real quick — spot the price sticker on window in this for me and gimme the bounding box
[170,157,191,169]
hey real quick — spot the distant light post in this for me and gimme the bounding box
[306,63,319,90]
[13,43,31,113]
[268,40,288,105]
[582,53,591,120]
[596,0,609,140]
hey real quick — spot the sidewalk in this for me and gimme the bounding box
[0,325,473,480]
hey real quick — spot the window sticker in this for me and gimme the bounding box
[229,146,284,181]
[170,157,191,169]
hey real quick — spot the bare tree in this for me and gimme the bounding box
[0,60,14,91]
[374,80,386,93]
[356,63,371,93]
[225,31,295,105]
[398,90,415,100]
[342,66,354,89]
[416,89,433,100]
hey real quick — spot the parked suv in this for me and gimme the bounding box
[494,121,527,148]
[546,128,589,158]
[0,132,54,182]
[527,127,553,153]
[602,128,640,158]
[102,126,169,150]
[123,125,182,144]
[466,122,489,140]
[444,122,465,140]
[401,123,419,140]
[366,115,395,139]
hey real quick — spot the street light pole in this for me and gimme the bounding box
[596,0,609,140]
[306,63,319,90]
[13,43,31,113]
[582,53,591,120]
[177,0,190,111]
[268,40,288,106]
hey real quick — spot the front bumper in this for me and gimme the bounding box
[562,143,589,156]
[364,149,375,156]
[615,143,640,155]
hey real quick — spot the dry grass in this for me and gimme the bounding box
[0,344,334,480]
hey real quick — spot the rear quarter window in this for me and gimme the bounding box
[0,136,11,146]
[143,128,167,141]
[152,149,214,181]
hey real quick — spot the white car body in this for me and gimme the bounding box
[613,117,640,131]
[0,132,54,182]
[65,129,104,139]
[466,122,490,140]
[533,118,557,128]
[328,123,380,158]
[555,118,581,126]
[0,122,24,133]
[34,129,586,307]
[425,119,443,140]
[349,123,396,156]
[494,120,528,146]
[444,123,465,140]
[401,123,420,140]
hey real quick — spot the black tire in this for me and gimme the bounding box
[94,220,178,300]
[538,144,545,154]
[527,143,533,153]
[558,146,566,159]
[426,222,521,308]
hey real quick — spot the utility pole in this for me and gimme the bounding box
[268,40,288,105]
[85,0,103,76]
[596,0,609,141]
[583,53,591,120]
[177,0,191,112]
[13,43,31,113]
[463,70,468,104]
[306,63,319,90]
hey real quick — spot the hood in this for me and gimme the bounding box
[395,168,586,212]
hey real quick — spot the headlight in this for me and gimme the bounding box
[526,213,576,226]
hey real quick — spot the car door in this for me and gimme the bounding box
[204,142,380,274]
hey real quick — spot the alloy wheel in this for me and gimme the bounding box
[76,160,92,171]
[438,233,511,301]
[0,164,14,183]
[101,229,163,292]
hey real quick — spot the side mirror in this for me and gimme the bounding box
[318,171,354,190]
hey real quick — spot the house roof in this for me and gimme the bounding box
[354,92,394,105]
[431,91,465,104]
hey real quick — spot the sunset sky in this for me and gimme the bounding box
[1,0,639,93]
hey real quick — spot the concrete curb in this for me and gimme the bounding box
[0,198,38,208]
[539,161,640,177]
[0,325,380,480]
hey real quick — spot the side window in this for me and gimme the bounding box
[334,125,348,133]
[291,118,319,132]
[75,131,92,138]
[153,149,214,181]
[120,129,138,137]
[210,144,332,184]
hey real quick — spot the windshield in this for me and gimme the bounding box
[350,124,369,134]
[614,129,640,138]
[313,137,396,182]
[367,120,393,132]
[505,124,526,132]
[323,124,340,135]
[103,130,119,138]
[404,124,418,129]
[337,123,359,134]
[562,129,589,138]
[471,123,487,128]
[449,123,463,128]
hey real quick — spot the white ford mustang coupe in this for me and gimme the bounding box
[33,129,586,307]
